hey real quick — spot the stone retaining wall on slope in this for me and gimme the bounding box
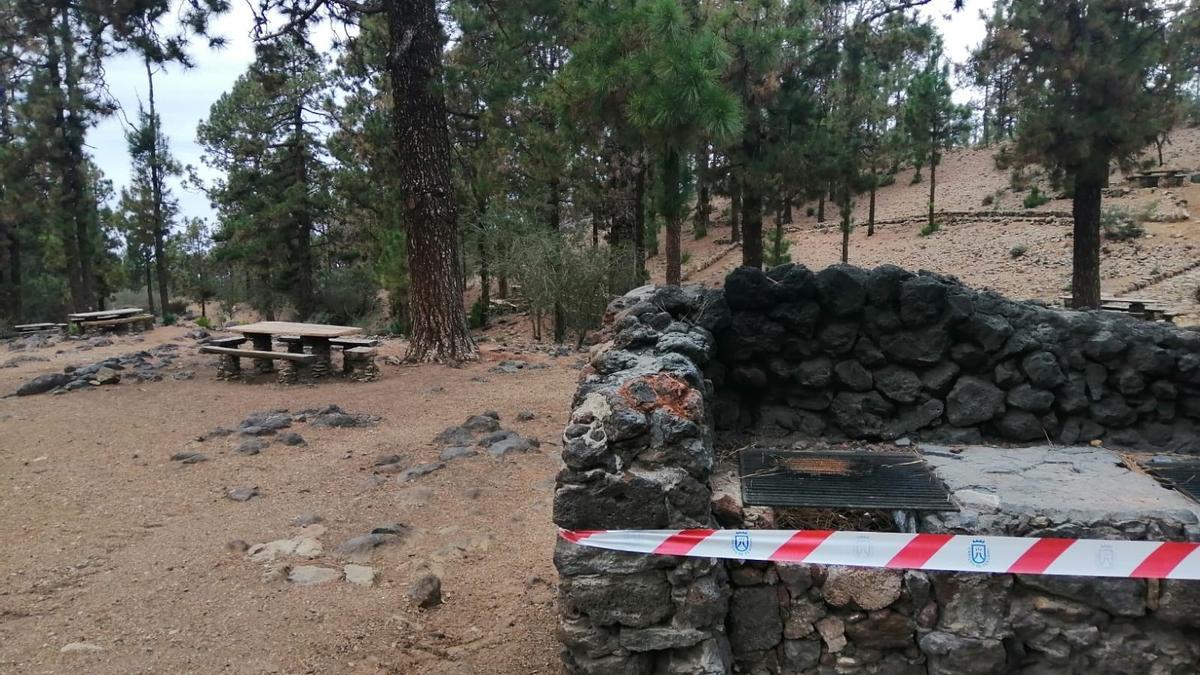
[553,264,1200,674]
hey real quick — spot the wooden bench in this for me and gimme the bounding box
[329,337,379,348]
[78,314,155,334]
[1061,295,1178,322]
[14,323,67,334]
[206,336,248,348]
[199,345,316,384]
[343,346,380,382]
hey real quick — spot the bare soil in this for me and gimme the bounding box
[3,130,1199,674]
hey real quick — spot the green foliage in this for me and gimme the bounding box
[468,298,486,330]
[763,227,792,267]
[1022,187,1050,209]
[681,251,693,267]
[195,316,212,329]
[1010,244,1028,258]
[162,313,176,326]
[500,231,612,345]
[919,220,941,237]
[1100,207,1145,241]
[314,267,379,325]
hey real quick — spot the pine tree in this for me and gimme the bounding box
[904,40,970,233]
[988,0,1198,308]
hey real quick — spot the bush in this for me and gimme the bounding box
[1100,207,1145,241]
[919,220,940,237]
[1022,186,1050,209]
[1010,244,1028,258]
[167,299,188,316]
[195,316,211,329]
[805,206,815,217]
[468,297,486,329]
[763,226,792,266]
[315,266,379,324]
[500,231,612,344]
[681,251,693,266]
[162,313,177,326]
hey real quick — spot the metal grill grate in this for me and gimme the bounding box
[1142,460,1200,505]
[739,448,956,511]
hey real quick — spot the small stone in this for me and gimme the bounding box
[822,567,902,610]
[815,616,847,652]
[235,438,267,455]
[712,494,744,527]
[276,432,306,446]
[60,642,105,653]
[399,462,445,482]
[407,573,443,608]
[170,451,207,464]
[335,533,398,560]
[226,539,249,553]
[439,446,478,461]
[227,486,259,502]
[287,565,341,585]
[196,427,232,442]
[516,410,536,421]
[292,513,322,527]
[344,564,378,586]
[93,366,120,384]
[238,425,276,437]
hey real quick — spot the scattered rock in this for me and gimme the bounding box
[235,438,268,455]
[287,565,341,586]
[238,425,276,437]
[60,642,105,654]
[407,573,443,608]
[15,373,72,396]
[170,451,207,464]
[226,487,259,502]
[246,537,323,562]
[276,432,306,446]
[226,540,249,553]
[439,445,478,461]
[335,532,400,561]
[291,513,322,527]
[344,564,378,586]
[516,410,536,421]
[399,462,445,482]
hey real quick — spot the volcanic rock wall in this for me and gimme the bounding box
[553,264,1200,674]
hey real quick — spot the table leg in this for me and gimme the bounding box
[248,332,274,374]
[307,338,333,379]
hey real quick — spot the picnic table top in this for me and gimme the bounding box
[227,321,362,338]
[68,308,144,320]
[1058,294,1164,306]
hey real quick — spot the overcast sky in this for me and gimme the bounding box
[87,0,985,227]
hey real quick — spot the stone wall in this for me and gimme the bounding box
[553,264,1200,674]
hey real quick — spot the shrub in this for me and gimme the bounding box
[162,313,177,326]
[1022,186,1050,208]
[805,206,815,217]
[681,251,693,266]
[468,297,486,329]
[500,231,612,345]
[1100,207,1145,241]
[1010,244,1028,258]
[166,299,188,316]
[315,266,379,324]
[195,316,211,329]
[919,220,940,237]
[981,194,994,206]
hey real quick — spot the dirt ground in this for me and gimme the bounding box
[3,131,1200,675]
[0,328,576,674]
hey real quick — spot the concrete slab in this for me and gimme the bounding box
[919,445,1200,525]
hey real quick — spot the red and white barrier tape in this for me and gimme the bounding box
[560,529,1200,580]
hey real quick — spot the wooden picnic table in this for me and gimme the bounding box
[1059,295,1178,322]
[67,307,144,321]
[227,321,362,378]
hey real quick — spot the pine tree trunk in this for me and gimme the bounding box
[663,148,683,285]
[144,260,156,316]
[693,143,710,239]
[547,180,565,342]
[47,7,89,311]
[817,193,825,223]
[772,215,784,265]
[1070,160,1106,309]
[928,146,937,229]
[478,227,489,328]
[741,177,764,269]
[387,0,476,362]
[146,61,171,319]
[607,149,638,293]
[840,188,852,263]
[290,99,314,319]
[867,179,876,237]
[782,195,792,224]
[730,180,741,243]
[633,157,646,282]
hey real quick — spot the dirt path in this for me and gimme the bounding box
[0,327,576,674]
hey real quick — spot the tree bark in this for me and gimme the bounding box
[145,259,156,316]
[145,61,171,318]
[1070,160,1106,309]
[606,147,638,293]
[782,195,792,224]
[633,156,646,282]
[387,0,476,362]
[741,176,763,269]
[817,193,825,223]
[927,145,937,229]
[840,188,852,263]
[290,96,314,319]
[867,178,877,237]
[663,148,683,285]
[730,179,741,243]
[693,143,710,239]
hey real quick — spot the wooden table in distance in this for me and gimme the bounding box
[67,308,152,333]
[227,321,362,378]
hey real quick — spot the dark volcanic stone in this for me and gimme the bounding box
[994,410,1045,441]
[725,266,776,310]
[993,360,1025,389]
[921,361,960,395]
[769,302,821,336]
[729,586,783,654]
[834,360,874,392]
[854,337,887,368]
[794,357,833,388]
[16,373,71,396]
[554,474,669,530]
[1090,395,1136,427]
[563,571,672,628]
[949,342,988,371]
[1083,330,1127,362]
[879,326,950,366]
[899,276,946,326]
[874,365,922,404]
[961,313,1013,353]
[1006,384,1055,412]
[1021,351,1065,389]
[1056,374,1090,414]
[867,264,913,306]
[830,391,895,438]
[1127,343,1175,376]
[768,263,819,301]
[887,400,945,435]
[946,376,1005,426]
[818,322,859,355]
[816,265,868,317]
